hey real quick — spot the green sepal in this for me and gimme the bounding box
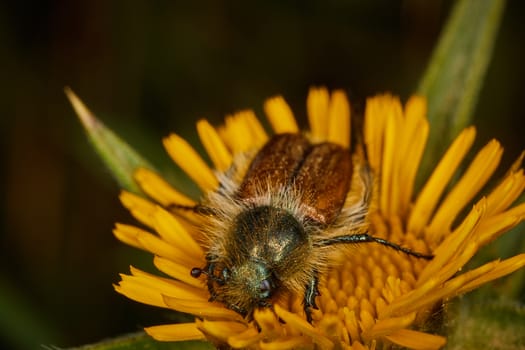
[66,87,154,193]
[417,0,506,181]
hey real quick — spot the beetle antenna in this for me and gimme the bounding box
[314,233,433,260]
[190,267,205,278]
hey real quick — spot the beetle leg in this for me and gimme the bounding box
[304,272,320,323]
[167,203,215,216]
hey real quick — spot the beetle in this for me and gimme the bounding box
[185,133,432,322]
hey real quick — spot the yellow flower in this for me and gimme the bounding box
[114,88,525,349]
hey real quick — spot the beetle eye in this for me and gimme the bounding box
[259,279,272,298]
[221,267,230,281]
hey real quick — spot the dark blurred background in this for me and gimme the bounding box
[1,1,524,349]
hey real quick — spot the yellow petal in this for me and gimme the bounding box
[273,304,334,350]
[454,254,525,295]
[484,169,525,216]
[476,205,524,247]
[113,223,148,250]
[404,96,427,128]
[163,295,244,321]
[404,260,495,314]
[427,139,503,235]
[380,103,403,216]
[152,206,204,260]
[397,97,429,216]
[427,242,479,287]
[364,95,388,173]
[129,266,208,300]
[363,312,416,339]
[217,115,243,153]
[145,323,205,341]
[153,256,205,289]
[134,168,196,207]
[253,307,284,338]
[408,127,476,236]
[499,201,525,219]
[259,336,312,350]
[508,151,525,173]
[115,272,168,308]
[352,340,374,350]
[119,191,157,228]
[114,280,162,307]
[385,329,446,350]
[227,327,263,349]
[163,133,218,192]
[196,319,248,343]
[218,110,268,154]
[196,119,233,171]
[417,201,484,285]
[113,220,197,266]
[307,87,330,141]
[263,96,299,134]
[231,110,269,150]
[242,110,269,147]
[381,276,437,318]
[327,90,351,147]
[134,228,195,266]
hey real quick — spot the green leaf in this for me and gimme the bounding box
[65,87,154,193]
[61,332,213,350]
[417,0,506,181]
[445,291,525,349]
